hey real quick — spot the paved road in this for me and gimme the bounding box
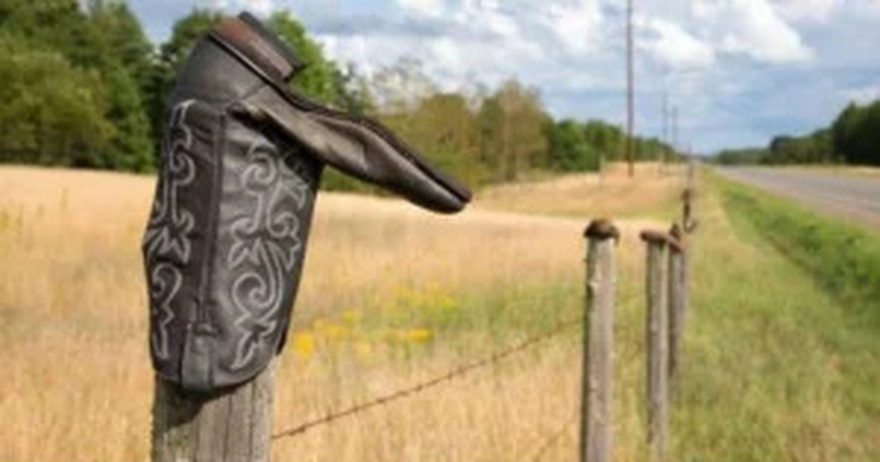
[719,167,880,229]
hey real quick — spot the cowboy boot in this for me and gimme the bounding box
[142,12,471,393]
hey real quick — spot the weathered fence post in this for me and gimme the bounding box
[641,230,669,461]
[666,225,686,390]
[681,188,696,234]
[580,219,620,462]
[682,160,698,235]
[152,363,276,462]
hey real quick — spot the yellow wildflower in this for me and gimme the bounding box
[294,332,315,358]
[398,328,433,343]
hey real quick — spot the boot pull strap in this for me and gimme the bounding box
[213,13,304,82]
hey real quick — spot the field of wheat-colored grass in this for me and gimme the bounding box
[477,162,682,219]
[5,163,874,461]
[0,164,674,461]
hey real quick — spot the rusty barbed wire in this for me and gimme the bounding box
[528,412,579,462]
[272,316,583,441]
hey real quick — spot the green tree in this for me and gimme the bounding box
[0,34,114,165]
[833,101,880,165]
[88,0,154,94]
[331,63,375,116]
[86,0,155,171]
[477,94,503,175]
[398,93,485,185]
[268,11,337,102]
[583,120,624,161]
[98,68,153,170]
[478,80,548,181]
[0,0,94,64]
[547,120,600,172]
[765,128,834,165]
[87,0,154,171]
[714,147,768,165]
[0,0,152,170]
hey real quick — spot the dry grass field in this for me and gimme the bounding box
[477,163,682,218]
[0,164,676,461]
[3,163,876,461]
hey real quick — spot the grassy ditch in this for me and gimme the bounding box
[685,173,880,460]
[717,174,880,328]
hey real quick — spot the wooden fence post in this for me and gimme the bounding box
[666,225,686,390]
[681,189,695,233]
[641,230,669,461]
[580,219,620,462]
[682,160,698,235]
[152,362,276,462]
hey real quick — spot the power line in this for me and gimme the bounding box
[672,105,679,154]
[272,317,583,441]
[662,91,670,169]
[527,412,579,462]
[662,92,669,147]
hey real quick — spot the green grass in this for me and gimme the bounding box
[718,174,880,328]
[668,173,879,461]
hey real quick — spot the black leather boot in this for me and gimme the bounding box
[142,12,471,393]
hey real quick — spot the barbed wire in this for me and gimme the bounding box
[272,316,583,441]
[527,412,580,462]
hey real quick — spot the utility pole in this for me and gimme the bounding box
[672,106,679,157]
[626,0,635,178]
[661,92,669,173]
[662,92,669,147]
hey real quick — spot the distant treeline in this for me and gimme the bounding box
[0,0,677,187]
[715,100,880,166]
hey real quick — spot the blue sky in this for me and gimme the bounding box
[128,0,880,154]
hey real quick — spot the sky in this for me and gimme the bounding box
[128,0,880,154]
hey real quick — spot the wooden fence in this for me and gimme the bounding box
[152,173,698,462]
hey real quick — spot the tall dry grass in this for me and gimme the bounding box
[477,162,683,218]
[0,164,677,461]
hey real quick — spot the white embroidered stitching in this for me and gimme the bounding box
[143,100,197,360]
[227,138,310,370]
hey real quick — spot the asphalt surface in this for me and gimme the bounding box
[719,167,880,229]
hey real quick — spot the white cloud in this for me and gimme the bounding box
[695,0,815,63]
[544,0,603,55]
[642,18,716,70]
[213,0,277,16]
[397,0,445,17]
[318,0,607,93]
[454,0,521,42]
[841,85,880,104]
[774,0,839,23]
[128,0,880,153]
[287,0,879,151]
[852,0,880,18]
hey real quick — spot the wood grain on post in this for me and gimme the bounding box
[667,225,686,390]
[682,186,698,235]
[580,219,620,462]
[641,230,669,461]
[152,363,275,462]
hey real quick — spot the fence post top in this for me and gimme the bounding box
[640,229,676,249]
[668,224,686,252]
[585,218,620,242]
